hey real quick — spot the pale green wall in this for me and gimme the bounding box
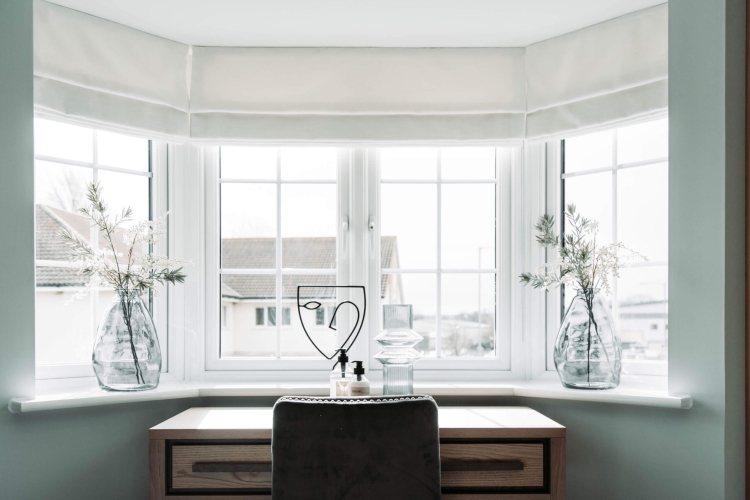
[0,0,745,498]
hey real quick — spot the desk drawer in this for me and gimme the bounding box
[441,442,545,489]
[170,442,272,492]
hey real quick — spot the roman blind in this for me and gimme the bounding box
[32,0,667,143]
[525,4,668,140]
[33,0,191,142]
[189,47,527,143]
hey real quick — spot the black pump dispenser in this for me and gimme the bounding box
[353,361,365,381]
[336,349,349,378]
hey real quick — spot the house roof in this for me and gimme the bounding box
[36,205,399,299]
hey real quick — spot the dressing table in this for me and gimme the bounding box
[149,406,565,500]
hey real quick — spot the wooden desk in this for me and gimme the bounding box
[150,406,565,500]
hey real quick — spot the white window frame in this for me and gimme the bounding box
[203,147,352,375]
[365,147,517,378]
[34,124,170,380]
[200,145,522,382]
[538,116,669,378]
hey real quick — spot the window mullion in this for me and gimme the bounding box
[436,150,442,359]
[275,148,282,359]
[611,131,619,331]
[90,131,100,344]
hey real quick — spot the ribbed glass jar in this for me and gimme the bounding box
[92,289,162,391]
[554,289,621,389]
[374,305,422,395]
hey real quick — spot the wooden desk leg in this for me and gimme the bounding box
[149,439,166,500]
[550,437,566,500]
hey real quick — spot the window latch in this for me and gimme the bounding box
[342,217,349,256]
[369,216,376,253]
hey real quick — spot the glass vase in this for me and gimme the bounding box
[374,305,423,395]
[92,289,161,391]
[554,289,621,390]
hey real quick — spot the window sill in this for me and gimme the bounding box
[8,374,691,413]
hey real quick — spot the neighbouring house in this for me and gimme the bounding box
[220,236,402,357]
[35,204,403,360]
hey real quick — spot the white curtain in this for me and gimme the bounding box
[33,1,667,143]
[525,4,668,140]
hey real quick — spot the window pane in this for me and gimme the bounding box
[98,171,150,226]
[563,172,613,245]
[221,147,276,180]
[281,184,337,268]
[564,130,613,173]
[618,163,668,262]
[221,184,276,269]
[221,274,275,358]
[381,184,437,269]
[617,118,668,165]
[381,148,437,180]
[440,273,495,357]
[35,118,93,163]
[256,308,265,325]
[282,307,291,326]
[618,266,668,362]
[268,306,277,326]
[284,274,337,357]
[442,184,495,269]
[35,273,92,365]
[441,148,495,180]
[281,148,337,180]
[35,161,92,215]
[98,131,149,172]
[382,273,437,357]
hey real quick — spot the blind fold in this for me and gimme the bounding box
[525,4,668,140]
[33,1,667,143]
[33,0,190,141]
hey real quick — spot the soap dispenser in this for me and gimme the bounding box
[330,349,354,397]
[348,361,370,396]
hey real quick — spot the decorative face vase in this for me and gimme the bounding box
[296,285,366,359]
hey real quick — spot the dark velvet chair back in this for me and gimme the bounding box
[272,395,441,500]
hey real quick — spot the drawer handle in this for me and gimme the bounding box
[442,460,524,472]
[192,462,272,473]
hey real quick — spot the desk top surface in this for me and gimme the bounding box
[150,406,565,440]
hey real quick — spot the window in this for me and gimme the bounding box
[378,148,499,360]
[34,118,163,377]
[255,308,265,326]
[560,118,668,367]
[217,147,339,361]
[208,145,513,374]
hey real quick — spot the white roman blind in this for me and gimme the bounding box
[32,1,668,143]
[525,4,668,140]
[189,47,527,143]
[33,0,191,142]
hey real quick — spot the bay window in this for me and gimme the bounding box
[34,117,668,383]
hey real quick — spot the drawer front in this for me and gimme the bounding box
[441,442,546,490]
[169,442,271,493]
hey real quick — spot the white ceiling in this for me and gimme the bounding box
[47,0,666,47]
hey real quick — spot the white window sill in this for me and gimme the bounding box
[8,374,692,413]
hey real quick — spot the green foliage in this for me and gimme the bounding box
[519,204,645,294]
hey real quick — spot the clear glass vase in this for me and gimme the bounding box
[554,289,621,390]
[374,305,423,395]
[92,289,161,391]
